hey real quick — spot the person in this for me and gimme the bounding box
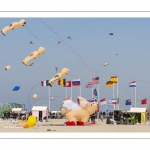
[100,113,103,122]
[106,117,113,124]
[91,112,97,123]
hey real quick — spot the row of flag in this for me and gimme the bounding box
[99,98,147,105]
[41,79,81,87]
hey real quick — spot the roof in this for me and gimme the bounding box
[127,107,147,113]
[32,106,48,111]
[12,108,22,112]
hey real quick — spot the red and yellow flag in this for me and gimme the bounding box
[106,81,114,87]
[110,76,118,83]
[58,79,66,86]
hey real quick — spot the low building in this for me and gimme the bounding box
[32,106,48,122]
[127,107,147,123]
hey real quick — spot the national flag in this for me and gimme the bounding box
[88,98,96,103]
[129,81,136,87]
[100,98,106,105]
[110,76,118,83]
[141,98,147,105]
[51,97,54,101]
[58,79,66,86]
[108,98,117,105]
[112,98,118,104]
[125,98,131,105]
[64,81,72,87]
[93,88,98,98]
[72,79,80,86]
[106,81,114,87]
[86,82,93,88]
[41,80,49,86]
[92,77,99,84]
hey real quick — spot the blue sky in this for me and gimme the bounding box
[0,18,150,111]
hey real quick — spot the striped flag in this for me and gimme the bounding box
[110,76,118,83]
[86,82,93,88]
[129,81,136,87]
[106,81,114,87]
[58,79,66,86]
[41,80,49,86]
[92,77,99,84]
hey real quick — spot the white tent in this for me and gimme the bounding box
[12,108,22,113]
[127,108,146,113]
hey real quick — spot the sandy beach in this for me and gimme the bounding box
[0,118,150,132]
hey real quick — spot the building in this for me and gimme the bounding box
[32,106,48,121]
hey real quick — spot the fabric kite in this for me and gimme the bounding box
[1,19,26,36]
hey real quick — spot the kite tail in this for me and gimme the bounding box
[25,24,39,40]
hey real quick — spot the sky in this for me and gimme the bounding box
[0,18,150,112]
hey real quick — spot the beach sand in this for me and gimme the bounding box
[0,118,150,132]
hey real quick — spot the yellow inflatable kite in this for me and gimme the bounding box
[48,68,69,87]
[33,94,38,99]
[22,47,45,66]
[1,19,26,36]
[23,115,36,128]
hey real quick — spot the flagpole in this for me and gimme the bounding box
[92,87,93,98]
[113,83,115,110]
[48,86,50,113]
[71,81,72,100]
[66,87,67,99]
[117,78,119,110]
[98,82,100,101]
[79,78,81,96]
[106,97,107,113]
[135,86,136,107]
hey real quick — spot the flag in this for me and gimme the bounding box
[51,97,54,101]
[125,98,131,105]
[88,98,96,103]
[86,82,93,88]
[41,80,49,86]
[64,81,72,87]
[110,76,118,83]
[58,79,66,86]
[141,98,147,105]
[106,81,114,87]
[92,77,99,84]
[72,79,80,86]
[129,81,136,87]
[93,88,98,98]
[100,98,106,105]
[112,98,118,104]
[108,98,117,105]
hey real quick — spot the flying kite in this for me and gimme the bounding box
[30,41,34,44]
[67,36,72,40]
[104,63,108,66]
[1,19,26,36]
[12,86,20,91]
[48,68,69,87]
[109,33,113,35]
[22,47,45,66]
[58,41,61,44]
[33,94,38,99]
[5,66,11,71]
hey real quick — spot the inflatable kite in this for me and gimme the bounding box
[48,68,69,87]
[23,115,36,128]
[33,94,38,99]
[60,96,97,126]
[104,63,108,66]
[22,47,45,66]
[1,19,26,36]
[109,32,113,35]
[67,36,72,40]
[5,66,11,71]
